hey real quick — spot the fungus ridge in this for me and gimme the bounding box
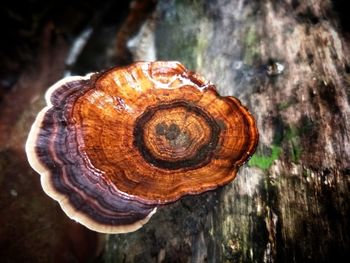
[26,61,259,233]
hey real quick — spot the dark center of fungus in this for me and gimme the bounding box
[133,100,221,170]
[156,123,181,140]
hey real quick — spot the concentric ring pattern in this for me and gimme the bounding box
[25,61,258,233]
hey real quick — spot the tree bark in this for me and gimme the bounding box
[1,0,349,262]
[106,0,350,262]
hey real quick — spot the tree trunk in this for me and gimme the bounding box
[106,0,350,262]
[1,0,349,262]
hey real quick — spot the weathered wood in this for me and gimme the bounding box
[1,0,349,262]
[106,0,350,262]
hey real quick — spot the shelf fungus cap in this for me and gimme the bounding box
[25,61,258,233]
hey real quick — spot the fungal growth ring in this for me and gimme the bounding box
[133,100,221,170]
[25,61,258,233]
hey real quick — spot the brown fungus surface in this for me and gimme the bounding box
[25,61,258,233]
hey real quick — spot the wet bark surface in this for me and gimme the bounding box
[1,0,350,262]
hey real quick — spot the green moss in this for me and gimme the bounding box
[277,101,291,110]
[243,26,260,65]
[291,141,302,162]
[156,0,209,70]
[285,126,297,140]
[285,126,302,162]
[248,145,282,170]
[249,123,305,170]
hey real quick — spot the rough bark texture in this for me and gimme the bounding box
[1,0,349,262]
[106,0,350,262]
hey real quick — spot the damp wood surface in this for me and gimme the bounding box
[0,0,350,262]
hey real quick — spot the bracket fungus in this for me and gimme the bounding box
[25,61,258,233]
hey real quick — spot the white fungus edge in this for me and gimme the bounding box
[25,73,157,234]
